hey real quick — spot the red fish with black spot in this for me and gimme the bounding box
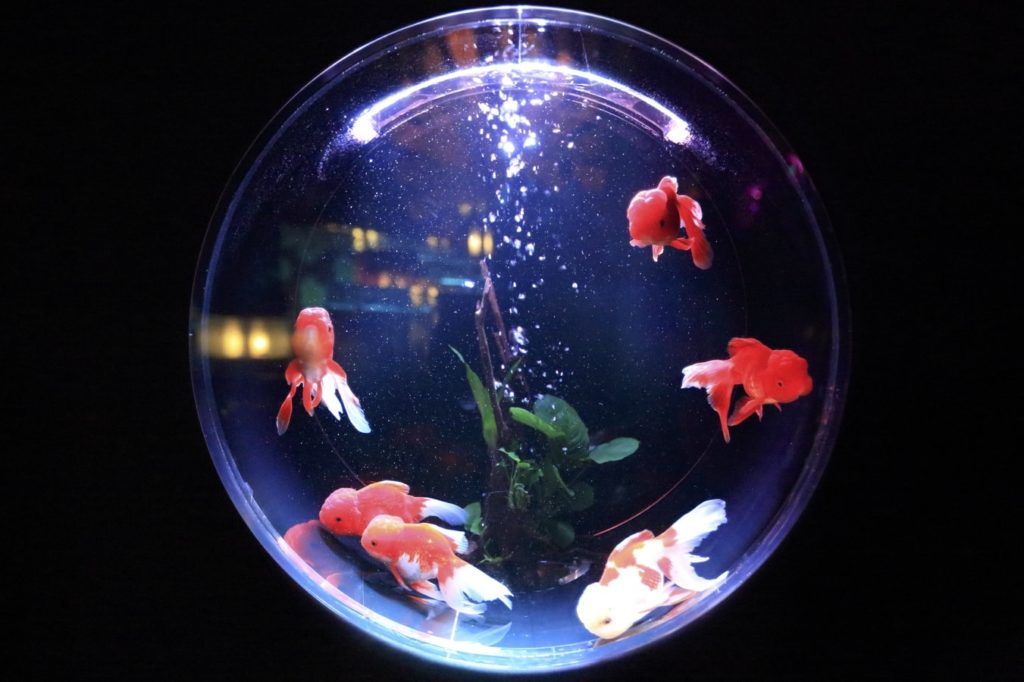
[361,515,513,615]
[627,175,713,269]
[319,480,468,537]
[276,307,370,435]
[681,338,813,442]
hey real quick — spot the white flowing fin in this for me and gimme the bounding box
[440,561,513,614]
[419,498,469,526]
[658,499,729,592]
[318,372,344,421]
[336,374,371,433]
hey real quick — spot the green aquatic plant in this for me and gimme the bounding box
[453,262,639,572]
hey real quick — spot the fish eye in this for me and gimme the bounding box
[602,617,612,625]
[777,380,784,387]
[370,540,377,546]
[335,517,341,523]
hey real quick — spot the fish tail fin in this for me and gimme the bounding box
[418,498,469,527]
[440,560,513,614]
[681,360,734,442]
[658,499,729,592]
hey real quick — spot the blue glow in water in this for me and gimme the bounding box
[191,6,847,673]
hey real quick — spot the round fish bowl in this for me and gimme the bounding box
[190,6,848,673]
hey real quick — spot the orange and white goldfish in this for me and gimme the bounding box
[576,499,728,640]
[681,337,813,443]
[627,175,713,268]
[319,480,468,537]
[361,515,513,615]
[276,307,370,435]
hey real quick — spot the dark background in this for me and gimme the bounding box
[27,0,1016,679]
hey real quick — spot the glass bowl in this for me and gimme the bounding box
[190,5,848,673]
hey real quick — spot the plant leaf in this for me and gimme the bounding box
[450,346,497,450]
[509,406,562,439]
[549,520,575,548]
[532,395,589,458]
[589,437,640,464]
[499,448,521,463]
[464,502,482,536]
[569,482,595,511]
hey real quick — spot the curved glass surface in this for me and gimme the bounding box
[191,6,848,673]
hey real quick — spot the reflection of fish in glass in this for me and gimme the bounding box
[361,515,513,616]
[320,480,468,537]
[627,175,713,268]
[276,307,370,435]
[576,499,728,640]
[681,337,813,442]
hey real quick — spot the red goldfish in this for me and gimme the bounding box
[576,499,728,640]
[361,515,513,615]
[627,175,713,268]
[276,307,370,435]
[681,338,813,443]
[319,480,468,537]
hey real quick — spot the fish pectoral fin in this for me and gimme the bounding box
[637,566,663,591]
[276,364,303,435]
[668,237,692,251]
[301,380,315,416]
[728,396,764,427]
[629,239,645,247]
[651,244,665,262]
[388,566,413,591]
[409,580,444,602]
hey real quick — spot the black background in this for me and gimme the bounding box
[27,1,1016,679]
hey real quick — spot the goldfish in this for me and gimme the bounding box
[361,515,513,615]
[576,499,728,640]
[627,175,713,268]
[276,307,370,435]
[681,337,813,443]
[319,480,468,537]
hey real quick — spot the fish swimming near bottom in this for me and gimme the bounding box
[319,480,468,538]
[361,515,513,615]
[576,499,728,640]
[681,337,813,442]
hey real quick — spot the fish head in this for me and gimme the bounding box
[576,582,644,640]
[292,307,335,364]
[627,187,672,243]
[360,514,406,561]
[762,350,813,403]
[319,487,361,536]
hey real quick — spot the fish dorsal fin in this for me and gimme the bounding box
[610,529,655,559]
[432,526,469,554]
[727,338,769,358]
[364,480,410,494]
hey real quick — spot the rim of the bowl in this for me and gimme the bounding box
[190,4,851,674]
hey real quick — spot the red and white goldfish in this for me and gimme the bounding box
[319,480,468,537]
[627,175,713,268]
[576,499,728,640]
[276,307,370,435]
[361,515,513,615]
[681,337,813,443]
